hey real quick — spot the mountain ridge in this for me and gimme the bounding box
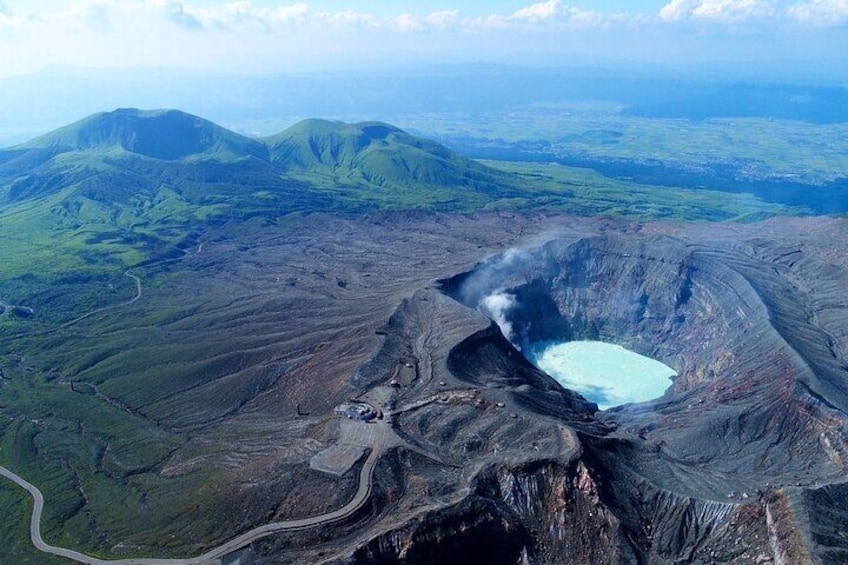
[18,108,270,162]
[0,109,529,284]
[265,117,503,189]
[0,108,513,206]
[0,108,793,287]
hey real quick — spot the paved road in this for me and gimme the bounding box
[0,465,109,564]
[0,437,383,564]
[2,273,396,564]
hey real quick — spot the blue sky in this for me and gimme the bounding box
[252,1,667,15]
[0,1,845,78]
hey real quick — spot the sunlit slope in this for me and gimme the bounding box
[0,109,271,197]
[0,108,792,289]
[266,118,517,206]
[0,110,515,229]
[0,110,312,280]
[0,109,523,324]
[18,108,269,161]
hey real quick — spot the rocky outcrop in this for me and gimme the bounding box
[493,460,636,564]
[348,496,531,565]
[778,481,848,564]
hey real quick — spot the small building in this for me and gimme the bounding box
[334,401,378,421]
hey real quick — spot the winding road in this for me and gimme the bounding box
[0,434,384,564]
[61,271,142,328]
[3,271,391,563]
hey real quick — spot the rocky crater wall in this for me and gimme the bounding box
[443,235,848,483]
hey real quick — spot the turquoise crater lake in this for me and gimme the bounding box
[531,341,676,410]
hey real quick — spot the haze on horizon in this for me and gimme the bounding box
[0,0,846,80]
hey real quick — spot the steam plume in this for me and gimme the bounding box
[479,291,518,343]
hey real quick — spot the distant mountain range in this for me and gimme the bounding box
[0,107,816,289]
[0,108,509,204]
[3,67,848,146]
[0,109,526,282]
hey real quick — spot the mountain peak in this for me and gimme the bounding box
[281,118,404,137]
[1,111,511,208]
[265,118,496,188]
[20,108,268,162]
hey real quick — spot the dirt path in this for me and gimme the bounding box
[61,271,142,328]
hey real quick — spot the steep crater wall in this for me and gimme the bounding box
[442,235,848,482]
[446,236,780,392]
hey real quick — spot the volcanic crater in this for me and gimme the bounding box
[172,221,848,564]
[4,212,848,565]
[405,231,848,564]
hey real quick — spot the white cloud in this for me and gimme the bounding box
[39,0,113,32]
[154,1,204,30]
[659,0,848,25]
[317,9,371,29]
[660,0,776,23]
[170,2,457,34]
[660,0,698,21]
[186,1,310,32]
[318,9,458,33]
[0,0,843,78]
[0,1,18,28]
[564,6,608,27]
[695,0,775,21]
[3,0,846,38]
[789,0,848,25]
[393,13,424,33]
[423,9,460,29]
[469,0,608,31]
[514,0,561,21]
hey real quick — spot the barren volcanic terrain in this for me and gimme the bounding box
[2,105,848,565]
[4,211,847,564]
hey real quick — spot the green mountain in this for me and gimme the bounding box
[19,108,269,161]
[0,109,523,284]
[0,108,789,288]
[266,119,506,190]
[0,111,293,281]
[0,110,514,208]
[0,109,282,205]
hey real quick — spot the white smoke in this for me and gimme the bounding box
[479,291,517,343]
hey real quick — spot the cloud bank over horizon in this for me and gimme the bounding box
[0,0,845,77]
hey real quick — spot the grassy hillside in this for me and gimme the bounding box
[0,111,325,306]
[0,107,795,319]
[267,118,502,185]
[0,107,810,562]
[18,108,269,162]
[265,118,523,208]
